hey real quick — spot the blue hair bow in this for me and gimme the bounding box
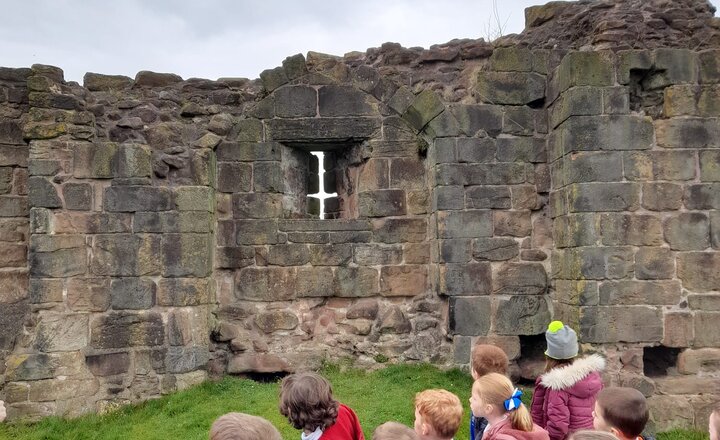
[504,388,523,411]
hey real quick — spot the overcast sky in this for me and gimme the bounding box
[3,0,719,83]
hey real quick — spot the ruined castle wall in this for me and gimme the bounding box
[547,48,720,431]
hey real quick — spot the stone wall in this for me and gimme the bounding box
[0,0,718,430]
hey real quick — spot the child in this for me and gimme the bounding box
[373,421,419,440]
[531,321,605,440]
[413,389,463,440]
[279,371,364,440]
[592,387,651,440]
[568,431,618,440]
[210,412,283,440]
[470,344,510,440]
[711,408,720,440]
[470,373,549,440]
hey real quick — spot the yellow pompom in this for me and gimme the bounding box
[547,321,565,333]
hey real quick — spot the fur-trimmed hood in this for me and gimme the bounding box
[539,354,605,394]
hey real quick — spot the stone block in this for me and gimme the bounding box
[437,210,492,238]
[216,141,281,162]
[678,252,720,292]
[378,306,411,334]
[0,145,28,168]
[85,352,131,376]
[4,351,85,382]
[664,213,710,251]
[567,183,639,212]
[685,184,720,210]
[308,244,352,265]
[67,278,110,312]
[165,346,209,374]
[380,265,428,296]
[227,353,292,374]
[90,234,161,276]
[334,267,379,297]
[30,237,86,277]
[550,87,603,128]
[236,219,279,245]
[653,48,698,86]
[656,376,720,396]
[402,90,444,131]
[404,243,430,264]
[712,212,720,249]
[260,66,288,92]
[353,244,403,265]
[319,85,376,117]
[256,310,299,333]
[701,150,720,182]
[472,237,519,261]
[389,158,425,190]
[449,104,503,137]
[296,266,334,297]
[694,312,720,348]
[465,186,511,209]
[104,186,173,212]
[372,218,426,243]
[439,239,472,263]
[28,177,61,208]
[26,278,59,304]
[655,117,720,149]
[235,267,296,301]
[425,110,462,138]
[266,244,310,266]
[0,243,26,267]
[449,296,491,336]
[433,186,464,210]
[559,115,654,155]
[457,138,496,164]
[494,263,547,295]
[133,70,181,87]
[556,51,615,91]
[114,144,152,178]
[554,280,599,306]
[33,313,88,352]
[641,183,683,211]
[489,47,532,71]
[266,117,380,143]
[83,72,132,91]
[162,234,212,277]
[441,262,491,296]
[599,213,663,246]
[677,348,720,374]
[274,85,317,117]
[156,278,211,307]
[475,71,545,105]
[253,161,283,193]
[617,50,653,84]
[282,53,308,80]
[495,296,550,335]
[217,162,252,193]
[493,211,532,237]
[496,137,545,163]
[0,121,24,144]
[564,152,623,184]
[62,183,92,211]
[663,312,694,348]
[599,280,681,306]
[111,277,156,310]
[175,186,213,212]
[232,193,282,219]
[635,247,674,280]
[0,301,29,350]
[358,190,406,217]
[580,306,662,343]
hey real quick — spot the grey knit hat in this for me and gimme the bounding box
[544,321,578,360]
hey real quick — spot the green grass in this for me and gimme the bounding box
[0,363,708,440]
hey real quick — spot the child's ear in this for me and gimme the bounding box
[609,427,625,439]
[421,422,432,436]
[471,369,479,380]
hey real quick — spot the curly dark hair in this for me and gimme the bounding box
[279,372,339,432]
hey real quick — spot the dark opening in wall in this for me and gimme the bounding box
[643,345,681,377]
[628,68,666,118]
[244,371,289,383]
[517,334,547,385]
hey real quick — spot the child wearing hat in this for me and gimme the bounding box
[530,321,605,440]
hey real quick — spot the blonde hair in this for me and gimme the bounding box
[209,413,282,440]
[473,373,533,432]
[373,421,419,440]
[414,389,463,439]
[568,431,619,440]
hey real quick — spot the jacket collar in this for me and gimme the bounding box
[539,354,605,390]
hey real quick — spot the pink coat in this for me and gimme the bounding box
[530,354,605,440]
[482,417,550,440]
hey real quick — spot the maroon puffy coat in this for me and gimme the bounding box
[530,354,605,440]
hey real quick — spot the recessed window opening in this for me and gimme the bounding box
[311,151,338,219]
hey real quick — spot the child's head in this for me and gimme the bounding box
[279,372,339,432]
[209,412,282,440]
[544,321,578,371]
[471,343,509,380]
[470,373,533,432]
[593,387,649,439]
[568,431,619,440]
[373,421,419,440]
[413,389,463,440]
[710,408,720,440]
